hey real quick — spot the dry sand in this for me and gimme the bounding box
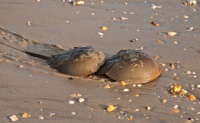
[0,0,200,122]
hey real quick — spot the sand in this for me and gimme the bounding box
[0,0,200,122]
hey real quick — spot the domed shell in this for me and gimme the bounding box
[98,50,162,83]
[50,46,106,76]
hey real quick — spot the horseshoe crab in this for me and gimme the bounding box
[50,46,106,76]
[97,50,162,83]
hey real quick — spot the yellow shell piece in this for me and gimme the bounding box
[104,84,111,89]
[188,94,196,101]
[120,81,126,86]
[76,1,85,5]
[22,113,31,118]
[171,84,182,95]
[106,105,116,112]
[172,109,180,113]
[101,26,108,31]
[179,89,187,96]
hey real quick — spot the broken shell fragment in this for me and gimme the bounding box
[120,81,126,86]
[188,94,196,101]
[146,106,151,111]
[101,26,108,31]
[106,105,116,112]
[184,0,197,5]
[119,17,128,21]
[167,31,177,36]
[172,109,180,113]
[78,98,85,103]
[22,113,31,118]
[76,1,85,5]
[171,84,182,95]
[98,50,162,83]
[151,21,160,27]
[104,84,111,89]
[162,99,167,103]
[68,0,84,5]
[50,46,106,76]
[9,115,18,122]
[169,63,175,69]
[151,4,162,9]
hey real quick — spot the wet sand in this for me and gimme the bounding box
[0,0,200,122]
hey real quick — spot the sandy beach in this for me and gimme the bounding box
[0,0,200,122]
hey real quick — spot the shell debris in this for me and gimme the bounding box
[151,4,162,9]
[127,116,133,120]
[169,63,175,69]
[137,84,142,87]
[68,100,75,104]
[99,1,104,4]
[101,26,108,31]
[187,27,194,31]
[162,98,167,103]
[69,0,85,5]
[78,98,85,103]
[184,15,189,19]
[119,17,128,21]
[134,94,140,97]
[170,83,197,101]
[186,71,192,75]
[134,109,140,112]
[184,0,197,5]
[151,21,160,27]
[49,113,56,117]
[172,109,180,113]
[154,55,160,60]
[188,94,196,101]
[170,84,182,95]
[26,21,31,26]
[39,116,44,120]
[167,31,177,36]
[173,41,178,44]
[21,113,31,118]
[70,93,82,97]
[71,112,76,115]
[98,32,104,36]
[104,84,111,89]
[179,89,188,96]
[145,106,151,111]
[123,88,129,92]
[106,105,116,112]
[9,115,18,122]
[156,40,164,44]
[120,81,126,86]
[76,1,85,5]
[172,105,180,113]
[18,65,24,68]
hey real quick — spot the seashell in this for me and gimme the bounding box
[151,4,162,9]
[50,46,106,76]
[167,31,177,36]
[76,1,85,5]
[22,113,31,118]
[120,17,128,20]
[101,26,108,31]
[106,105,116,112]
[188,94,196,101]
[9,115,18,122]
[98,50,161,83]
[186,0,197,5]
